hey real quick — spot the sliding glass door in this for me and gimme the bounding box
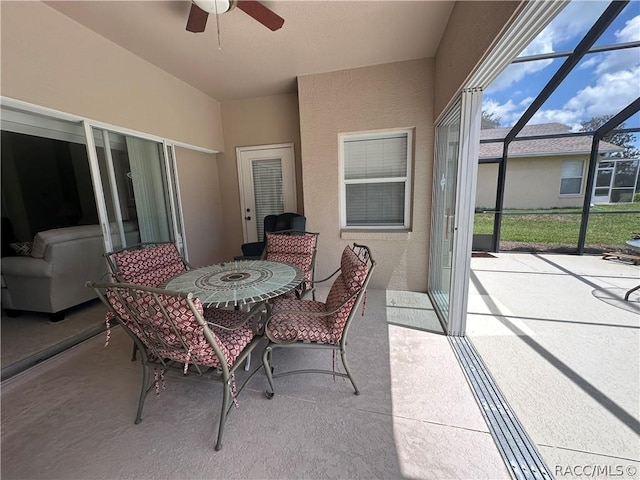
[85,125,184,254]
[428,90,482,336]
[429,101,461,328]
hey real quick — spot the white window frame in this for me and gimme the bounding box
[338,128,413,230]
[559,159,585,196]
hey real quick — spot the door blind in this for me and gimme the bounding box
[252,158,284,240]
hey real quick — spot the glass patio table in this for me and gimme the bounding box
[165,259,303,308]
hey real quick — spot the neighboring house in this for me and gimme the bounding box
[476,123,630,210]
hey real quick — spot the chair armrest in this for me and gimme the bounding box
[307,267,341,286]
[206,302,268,335]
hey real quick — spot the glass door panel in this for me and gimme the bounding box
[428,100,462,327]
[89,127,176,252]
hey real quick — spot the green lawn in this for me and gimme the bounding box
[474,203,640,248]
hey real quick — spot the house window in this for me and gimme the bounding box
[340,129,412,229]
[560,160,585,195]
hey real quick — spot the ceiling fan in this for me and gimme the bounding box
[186,0,284,33]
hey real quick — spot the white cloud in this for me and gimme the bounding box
[487,2,623,94]
[482,96,536,126]
[540,1,609,43]
[486,60,553,94]
[485,66,640,129]
[484,4,640,131]
[590,15,640,75]
[616,15,640,43]
[564,66,640,117]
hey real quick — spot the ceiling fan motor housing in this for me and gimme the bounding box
[193,0,236,15]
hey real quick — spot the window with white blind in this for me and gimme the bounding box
[340,129,412,229]
[559,159,585,195]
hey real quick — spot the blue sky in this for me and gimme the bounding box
[483,1,640,135]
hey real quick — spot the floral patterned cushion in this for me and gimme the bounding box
[267,246,370,343]
[107,288,254,369]
[267,298,334,343]
[112,243,186,287]
[266,233,317,291]
[324,246,369,337]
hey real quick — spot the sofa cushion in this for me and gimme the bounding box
[30,225,102,258]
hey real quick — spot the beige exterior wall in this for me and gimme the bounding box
[174,147,225,267]
[476,155,589,209]
[0,1,223,151]
[434,1,522,118]
[298,59,434,291]
[217,94,302,261]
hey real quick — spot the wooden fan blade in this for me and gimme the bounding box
[236,1,284,31]
[186,3,209,33]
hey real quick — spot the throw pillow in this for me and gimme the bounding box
[9,241,33,256]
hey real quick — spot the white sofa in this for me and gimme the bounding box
[1,224,139,319]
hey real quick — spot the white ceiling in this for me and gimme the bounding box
[46,1,455,101]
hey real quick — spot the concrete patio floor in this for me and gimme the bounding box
[3,253,637,479]
[1,289,509,480]
[468,252,640,479]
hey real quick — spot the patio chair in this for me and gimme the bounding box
[262,243,375,397]
[104,242,192,360]
[264,231,319,300]
[104,242,192,287]
[237,213,306,260]
[89,281,267,451]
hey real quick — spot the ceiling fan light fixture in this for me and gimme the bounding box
[193,0,235,15]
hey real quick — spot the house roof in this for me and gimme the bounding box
[44,1,455,101]
[479,122,623,159]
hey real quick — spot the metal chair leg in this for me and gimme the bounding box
[244,352,251,371]
[262,345,275,399]
[340,348,359,395]
[131,342,138,361]
[215,378,231,451]
[135,363,151,424]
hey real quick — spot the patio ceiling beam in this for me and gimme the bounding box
[511,40,640,64]
[481,128,639,144]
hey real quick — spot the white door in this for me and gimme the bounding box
[237,144,297,243]
[593,160,614,204]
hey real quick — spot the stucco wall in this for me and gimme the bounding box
[434,1,521,118]
[298,59,434,291]
[0,1,223,151]
[218,94,303,261]
[174,147,225,267]
[476,155,588,209]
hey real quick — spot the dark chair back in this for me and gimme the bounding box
[239,213,306,259]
